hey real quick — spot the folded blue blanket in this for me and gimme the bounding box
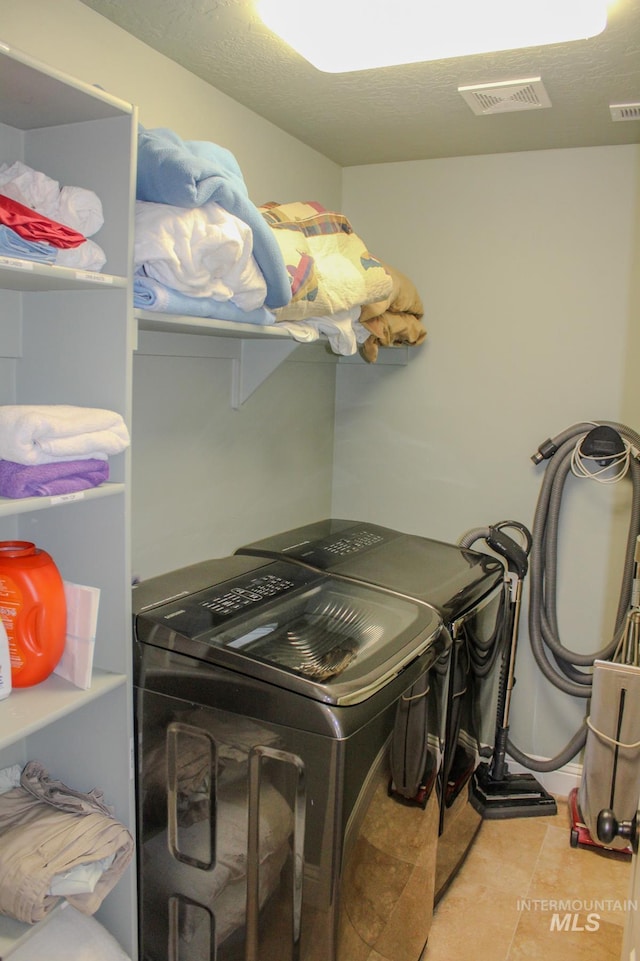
[0,458,109,499]
[136,127,291,311]
[133,273,277,326]
[0,225,57,264]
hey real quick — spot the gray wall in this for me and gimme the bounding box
[131,340,337,576]
[337,147,640,761]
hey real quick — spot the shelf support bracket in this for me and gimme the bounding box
[231,339,299,409]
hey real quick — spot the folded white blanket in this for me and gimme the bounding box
[56,238,107,272]
[135,199,267,310]
[0,162,60,219]
[0,162,104,237]
[57,185,104,239]
[0,406,130,465]
[0,169,106,271]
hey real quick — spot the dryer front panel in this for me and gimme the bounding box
[135,662,440,961]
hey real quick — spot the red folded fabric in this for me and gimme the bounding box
[0,193,86,248]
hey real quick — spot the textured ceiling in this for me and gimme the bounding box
[78,0,640,166]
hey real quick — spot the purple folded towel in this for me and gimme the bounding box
[0,458,109,498]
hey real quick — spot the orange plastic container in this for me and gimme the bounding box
[0,541,66,687]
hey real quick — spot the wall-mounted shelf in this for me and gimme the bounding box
[135,327,329,409]
[135,309,409,408]
[0,482,125,518]
[0,669,127,752]
[135,308,291,340]
[0,260,126,292]
[340,346,409,366]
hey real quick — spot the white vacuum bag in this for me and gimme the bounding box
[579,658,640,850]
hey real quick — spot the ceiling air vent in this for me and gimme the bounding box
[609,103,640,122]
[458,77,552,115]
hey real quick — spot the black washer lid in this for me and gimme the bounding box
[237,518,504,620]
[134,555,442,705]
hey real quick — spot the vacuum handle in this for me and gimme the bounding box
[596,808,638,853]
[486,526,529,578]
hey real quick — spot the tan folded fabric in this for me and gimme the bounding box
[0,761,134,924]
[359,262,427,363]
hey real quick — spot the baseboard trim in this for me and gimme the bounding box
[506,756,582,800]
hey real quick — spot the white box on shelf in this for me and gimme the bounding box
[53,581,100,690]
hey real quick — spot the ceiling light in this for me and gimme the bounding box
[256,0,608,73]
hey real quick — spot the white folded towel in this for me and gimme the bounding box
[0,406,130,465]
[135,199,267,310]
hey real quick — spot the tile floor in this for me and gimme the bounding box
[424,798,633,961]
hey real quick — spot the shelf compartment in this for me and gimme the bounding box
[0,40,133,129]
[0,669,127,753]
[0,260,127,293]
[0,482,125,518]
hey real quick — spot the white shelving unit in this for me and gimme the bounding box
[0,37,414,960]
[0,42,137,959]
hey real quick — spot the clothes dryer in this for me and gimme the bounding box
[237,519,507,900]
[133,553,448,961]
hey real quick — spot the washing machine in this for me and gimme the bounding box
[237,518,507,900]
[132,552,449,961]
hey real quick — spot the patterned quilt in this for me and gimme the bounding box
[260,201,392,321]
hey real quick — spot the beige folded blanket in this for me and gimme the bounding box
[358,262,427,363]
[0,761,134,924]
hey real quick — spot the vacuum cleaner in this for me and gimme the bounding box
[568,656,639,857]
[570,538,640,856]
[489,421,640,840]
[393,421,640,831]
[464,521,557,818]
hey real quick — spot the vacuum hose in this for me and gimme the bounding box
[508,421,640,773]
